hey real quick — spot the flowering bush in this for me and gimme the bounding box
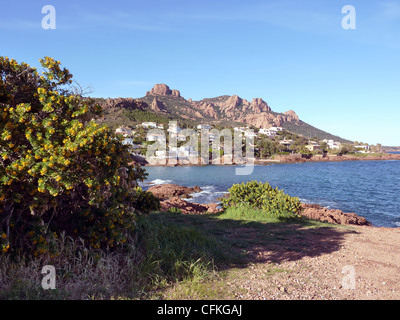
[222,180,302,218]
[0,56,154,256]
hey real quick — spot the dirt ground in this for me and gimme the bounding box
[226,225,400,300]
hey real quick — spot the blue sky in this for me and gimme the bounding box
[1,0,400,145]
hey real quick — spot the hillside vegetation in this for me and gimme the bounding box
[97,84,351,143]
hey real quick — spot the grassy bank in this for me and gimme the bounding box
[0,205,347,300]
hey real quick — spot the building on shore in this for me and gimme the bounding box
[115,126,134,137]
[141,122,158,129]
[305,141,321,152]
[197,124,212,130]
[147,132,166,142]
[279,139,294,148]
[259,126,284,138]
[322,139,342,150]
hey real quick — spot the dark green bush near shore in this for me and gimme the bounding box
[222,181,302,218]
[0,56,160,257]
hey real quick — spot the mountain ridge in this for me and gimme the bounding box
[96,83,352,144]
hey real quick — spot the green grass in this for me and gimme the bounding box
[145,205,346,299]
[345,152,385,157]
[0,205,352,300]
[218,203,300,223]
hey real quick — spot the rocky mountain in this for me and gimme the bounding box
[96,83,351,143]
[140,84,299,127]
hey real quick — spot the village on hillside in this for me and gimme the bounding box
[113,121,379,163]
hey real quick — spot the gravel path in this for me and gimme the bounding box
[226,225,400,300]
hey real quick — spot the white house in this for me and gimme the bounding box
[115,126,134,137]
[121,138,141,149]
[354,144,371,153]
[233,126,249,133]
[244,130,257,138]
[171,133,186,141]
[259,126,284,138]
[269,126,284,132]
[279,139,293,148]
[305,141,321,152]
[355,144,370,150]
[147,133,166,142]
[259,128,277,138]
[169,146,197,158]
[197,124,212,130]
[323,139,341,150]
[167,124,182,134]
[141,122,157,129]
[155,150,167,159]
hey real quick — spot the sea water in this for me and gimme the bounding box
[141,160,400,228]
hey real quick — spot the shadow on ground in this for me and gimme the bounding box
[148,212,358,269]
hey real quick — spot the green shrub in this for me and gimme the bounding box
[222,181,301,218]
[167,207,183,215]
[0,56,153,256]
[133,187,161,215]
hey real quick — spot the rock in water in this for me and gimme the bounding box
[147,183,202,200]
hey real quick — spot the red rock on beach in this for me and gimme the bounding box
[300,203,371,226]
[147,183,222,214]
[160,197,222,215]
[147,183,202,201]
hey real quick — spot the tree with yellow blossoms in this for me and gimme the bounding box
[0,56,159,256]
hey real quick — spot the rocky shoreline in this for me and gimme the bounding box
[147,183,372,226]
[265,152,400,164]
[135,153,400,167]
[300,203,371,226]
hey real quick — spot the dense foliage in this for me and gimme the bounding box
[0,56,159,256]
[222,181,302,218]
[124,109,171,125]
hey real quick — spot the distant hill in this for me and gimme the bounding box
[95,83,352,143]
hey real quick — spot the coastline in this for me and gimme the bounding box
[140,153,400,229]
[139,152,400,167]
[263,152,400,164]
[146,183,373,227]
